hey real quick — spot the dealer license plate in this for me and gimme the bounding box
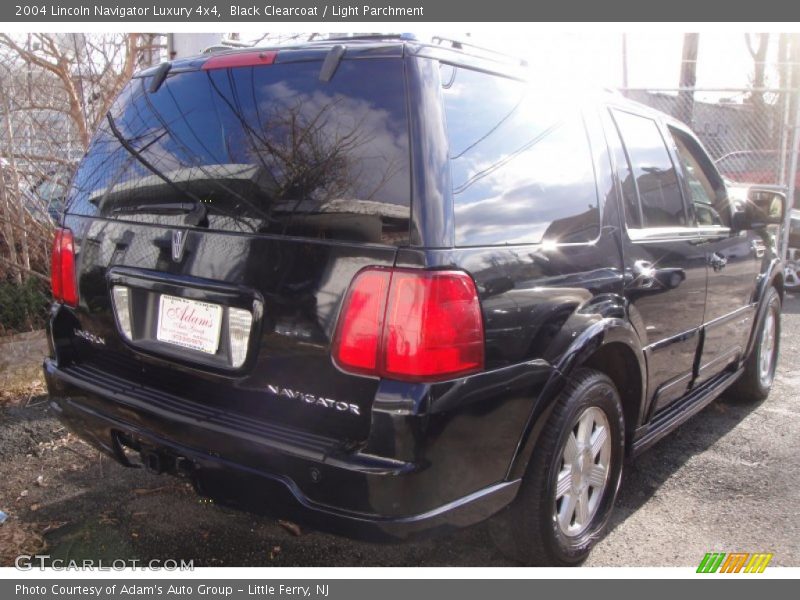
[156,294,222,354]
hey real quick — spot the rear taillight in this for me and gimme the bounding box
[332,268,484,382]
[50,228,78,307]
[333,269,392,376]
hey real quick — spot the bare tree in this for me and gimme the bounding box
[746,33,770,95]
[0,33,160,148]
[0,33,164,287]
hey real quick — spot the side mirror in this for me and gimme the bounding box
[730,187,786,231]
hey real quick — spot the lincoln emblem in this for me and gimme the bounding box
[171,229,187,262]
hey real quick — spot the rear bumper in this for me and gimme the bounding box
[44,357,520,541]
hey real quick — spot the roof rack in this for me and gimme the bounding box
[201,33,416,55]
[201,37,256,54]
[323,33,417,42]
[431,36,528,67]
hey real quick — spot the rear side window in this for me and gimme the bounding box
[605,115,641,228]
[66,58,411,245]
[442,66,599,246]
[612,110,686,228]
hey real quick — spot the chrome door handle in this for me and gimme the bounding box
[752,240,766,258]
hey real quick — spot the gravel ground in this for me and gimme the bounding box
[1,295,798,567]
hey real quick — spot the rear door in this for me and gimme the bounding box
[667,125,762,385]
[604,107,707,414]
[61,53,412,441]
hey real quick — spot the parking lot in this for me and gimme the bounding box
[1,294,799,567]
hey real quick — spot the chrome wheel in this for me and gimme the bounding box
[758,309,777,388]
[554,406,612,537]
[784,262,800,290]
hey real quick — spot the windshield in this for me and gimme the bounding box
[66,58,411,245]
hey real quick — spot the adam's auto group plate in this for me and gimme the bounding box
[156,294,222,354]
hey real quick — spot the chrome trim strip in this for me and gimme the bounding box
[703,303,757,329]
[655,370,693,393]
[698,346,741,373]
[644,326,700,353]
[628,226,730,243]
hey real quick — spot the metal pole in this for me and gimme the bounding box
[778,41,792,187]
[781,89,800,260]
[621,34,629,90]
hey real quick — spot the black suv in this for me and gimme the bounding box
[44,38,785,566]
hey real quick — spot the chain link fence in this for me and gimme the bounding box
[619,86,800,205]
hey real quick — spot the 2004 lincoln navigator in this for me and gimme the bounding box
[44,37,785,565]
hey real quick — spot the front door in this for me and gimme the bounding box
[604,107,707,414]
[668,126,762,386]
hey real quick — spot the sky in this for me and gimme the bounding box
[447,31,783,101]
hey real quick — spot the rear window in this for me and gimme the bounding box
[66,58,411,245]
[442,66,600,247]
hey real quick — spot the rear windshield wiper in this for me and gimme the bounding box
[105,113,207,226]
[112,202,202,215]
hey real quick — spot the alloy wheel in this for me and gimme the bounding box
[554,406,612,537]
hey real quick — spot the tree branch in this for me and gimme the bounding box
[0,255,50,282]
[0,152,77,166]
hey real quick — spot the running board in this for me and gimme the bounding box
[631,367,742,456]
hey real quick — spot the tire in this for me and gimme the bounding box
[491,368,625,566]
[729,286,781,403]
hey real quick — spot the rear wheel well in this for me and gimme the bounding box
[582,343,642,450]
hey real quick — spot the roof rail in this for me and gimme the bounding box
[202,34,416,55]
[324,33,416,42]
[202,38,256,54]
[430,36,528,67]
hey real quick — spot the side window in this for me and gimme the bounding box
[612,110,687,228]
[669,128,728,227]
[605,113,641,228]
[443,66,600,246]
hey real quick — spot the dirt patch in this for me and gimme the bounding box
[0,397,60,460]
[0,330,48,399]
[0,522,46,566]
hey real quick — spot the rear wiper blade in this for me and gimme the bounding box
[105,113,207,226]
[112,202,200,215]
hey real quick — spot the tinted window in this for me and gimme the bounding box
[612,110,686,228]
[670,128,728,227]
[67,59,411,245]
[605,114,640,228]
[443,67,599,246]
